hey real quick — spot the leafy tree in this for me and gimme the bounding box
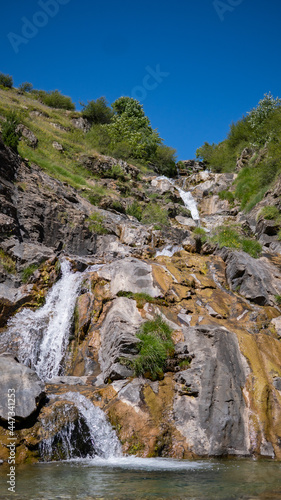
[2,111,20,151]
[247,92,281,146]
[104,97,162,161]
[82,97,113,124]
[150,144,177,177]
[0,73,13,88]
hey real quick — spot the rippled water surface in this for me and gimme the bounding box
[1,457,281,499]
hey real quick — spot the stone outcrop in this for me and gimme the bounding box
[0,354,44,421]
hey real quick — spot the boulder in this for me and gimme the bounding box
[98,297,143,382]
[218,248,281,305]
[71,117,91,133]
[0,354,44,421]
[174,324,249,456]
[16,124,38,148]
[52,141,63,152]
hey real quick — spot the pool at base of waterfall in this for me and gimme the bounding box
[1,458,281,499]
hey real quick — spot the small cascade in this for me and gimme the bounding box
[155,244,183,257]
[6,260,84,381]
[156,176,200,222]
[40,392,122,461]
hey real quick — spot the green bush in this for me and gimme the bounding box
[82,97,113,124]
[19,82,33,93]
[129,316,174,379]
[218,190,235,204]
[126,201,143,221]
[2,111,20,151]
[150,145,177,177]
[0,73,13,88]
[33,89,75,110]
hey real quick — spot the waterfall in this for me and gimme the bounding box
[6,260,84,381]
[40,392,122,461]
[156,175,200,221]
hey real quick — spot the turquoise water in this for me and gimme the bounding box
[1,457,281,499]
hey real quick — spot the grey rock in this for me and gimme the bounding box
[16,124,38,148]
[52,141,63,152]
[175,216,197,228]
[98,297,143,382]
[71,117,91,133]
[48,376,88,385]
[173,324,249,456]
[273,377,281,391]
[0,355,44,420]
[218,248,281,306]
[97,257,161,297]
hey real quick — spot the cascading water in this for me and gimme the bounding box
[156,175,200,221]
[40,392,122,461]
[5,260,84,381]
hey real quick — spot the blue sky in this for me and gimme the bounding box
[1,0,281,160]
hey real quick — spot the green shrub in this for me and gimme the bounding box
[34,89,75,110]
[106,164,126,180]
[141,203,169,228]
[128,316,174,379]
[86,212,108,234]
[2,111,20,151]
[19,82,33,93]
[82,97,113,124]
[241,239,262,258]
[258,206,280,220]
[150,145,177,177]
[0,73,13,88]
[275,295,281,305]
[126,201,143,221]
[22,263,39,283]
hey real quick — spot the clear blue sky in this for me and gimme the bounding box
[1,0,281,160]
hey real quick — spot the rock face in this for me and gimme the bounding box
[219,248,281,305]
[174,325,248,456]
[0,354,44,421]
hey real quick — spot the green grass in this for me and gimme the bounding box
[126,201,143,221]
[86,212,108,234]
[0,249,16,274]
[117,291,154,308]
[127,316,174,379]
[258,205,280,220]
[22,263,39,283]
[211,225,262,258]
[141,202,169,228]
[218,189,235,204]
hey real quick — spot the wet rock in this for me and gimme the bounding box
[174,324,249,456]
[175,216,197,228]
[0,354,44,421]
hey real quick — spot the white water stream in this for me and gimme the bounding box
[40,392,122,461]
[6,260,101,381]
[156,175,200,221]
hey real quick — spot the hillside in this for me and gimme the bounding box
[1,84,281,463]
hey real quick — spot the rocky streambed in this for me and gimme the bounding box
[1,138,281,463]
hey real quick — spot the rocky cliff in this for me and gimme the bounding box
[1,114,281,463]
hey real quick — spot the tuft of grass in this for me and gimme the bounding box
[258,205,280,220]
[141,202,169,228]
[117,290,154,309]
[179,359,191,369]
[211,224,262,258]
[193,227,208,242]
[218,189,235,204]
[0,249,16,274]
[275,295,281,306]
[86,212,108,234]
[126,201,143,221]
[22,263,39,283]
[125,316,174,380]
